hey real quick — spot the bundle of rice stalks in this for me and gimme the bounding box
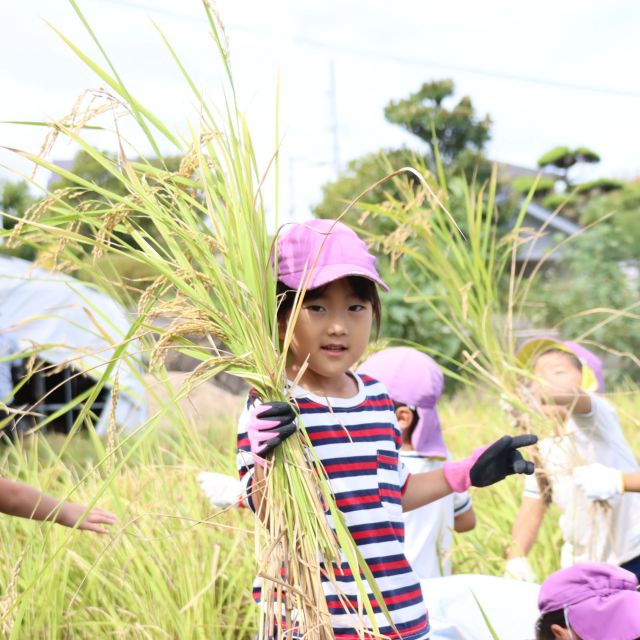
[5,2,389,637]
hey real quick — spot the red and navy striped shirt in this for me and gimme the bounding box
[237,373,430,640]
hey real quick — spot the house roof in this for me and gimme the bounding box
[495,162,559,181]
[521,199,581,235]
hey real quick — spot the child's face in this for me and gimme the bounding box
[533,352,582,393]
[284,278,373,384]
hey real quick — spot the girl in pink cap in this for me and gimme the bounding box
[236,218,537,639]
[535,562,640,640]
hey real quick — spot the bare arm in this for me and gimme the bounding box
[246,465,268,521]
[0,477,116,534]
[402,469,453,513]
[543,391,591,415]
[454,507,476,533]
[508,495,547,558]
[623,472,640,492]
[534,382,592,415]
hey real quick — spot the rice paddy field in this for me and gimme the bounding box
[1,3,638,638]
[1,378,638,638]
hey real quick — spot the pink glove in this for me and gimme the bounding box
[246,401,297,466]
[443,434,537,492]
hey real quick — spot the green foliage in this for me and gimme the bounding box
[537,145,601,192]
[574,147,601,163]
[511,176,556,197]
[580,182,640,261]
[575,177,624,195]
[526,225,640,384]
[537,145,574,169]
[9,3,390,635]
[384,80,491,166]
[0,179,38,260]
[541,192,576,211]
[537,145,600,170]
[1,179,37,230]
[313,148,418,225]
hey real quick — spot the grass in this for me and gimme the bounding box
[0,390,259,639]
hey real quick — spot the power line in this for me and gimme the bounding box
[92,0,640,99]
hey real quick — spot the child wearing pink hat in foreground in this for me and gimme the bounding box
[235,218,538,639]
[358,347,476,579]
[535,562,640,640]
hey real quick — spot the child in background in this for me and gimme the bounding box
[535,562,640,640]
[506,338,640,582]
[358,347,476,579]
[238,218,537,639]
[0,476,116,534]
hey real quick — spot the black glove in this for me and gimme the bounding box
[247,401,297,458]
[470,434,538,488]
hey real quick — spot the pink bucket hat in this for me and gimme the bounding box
[277,218,388,291]
[516,337,604,393]
[358,347,447,458]
[538,562,640,639]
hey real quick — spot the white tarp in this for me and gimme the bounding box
[422,574,540,640]
[0,256,147,435]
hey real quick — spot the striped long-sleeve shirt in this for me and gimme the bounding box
[237,373,430,640]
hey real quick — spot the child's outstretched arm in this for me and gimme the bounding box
[0,477,117,534]
[532,380,592,415]
[402,434,537,512]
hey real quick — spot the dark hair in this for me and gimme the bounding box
[535,609,566,640]
[534,348,583,373]
[276,276,382,337]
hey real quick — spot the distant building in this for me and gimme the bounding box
[511,198,581,262]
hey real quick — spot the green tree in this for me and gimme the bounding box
[527,225,639,384]
[1,179,37,231]
[580,181,640,261]
[1,179,39,260]
[313,148,418,226]
[384,79,491,169]
[537,146,601,188]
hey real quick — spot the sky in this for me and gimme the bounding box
[1,0,639,223]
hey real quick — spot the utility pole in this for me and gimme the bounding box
[329,60,340,176]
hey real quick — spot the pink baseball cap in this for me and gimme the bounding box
[538,562,640,639]
[358,347,447,458]
[277,218,388,291]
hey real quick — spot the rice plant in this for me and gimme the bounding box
[5,2,390,637]
[343,154,633,507]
